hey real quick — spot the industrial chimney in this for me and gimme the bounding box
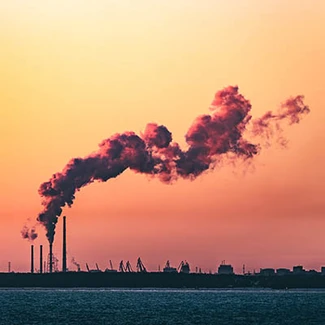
[49,243,53,273]
[62,216,67,272]
[31,245,34,273]
[40,245,43,274]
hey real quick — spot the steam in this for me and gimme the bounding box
[23,86,310,243]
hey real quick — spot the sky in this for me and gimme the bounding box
[0,0,324,274]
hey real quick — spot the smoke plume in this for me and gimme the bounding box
[21,225,38,241]
[23,86,310,243]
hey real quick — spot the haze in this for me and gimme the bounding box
[0,0,324,273]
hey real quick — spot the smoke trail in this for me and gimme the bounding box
[23,86,310,243]
[21,225,38,241]
[251,95,310,146]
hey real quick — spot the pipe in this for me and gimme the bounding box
[62,216,67,272]
[40,245,43,274]
[31,245,34,273]
[49,243,53,273]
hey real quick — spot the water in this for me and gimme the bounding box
[1,288,325,325]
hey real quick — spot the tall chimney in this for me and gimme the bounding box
[49,243,53,273]
[40,245,43,274]
[31,245,34,273]
[62,216,67,272]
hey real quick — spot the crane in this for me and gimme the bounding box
[125,261,133,272]
[86,263,101,273]
[105,260,117,273]
[119,260,126,272]
[136,257,147,273]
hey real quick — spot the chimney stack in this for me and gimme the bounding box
[62,216,67,272]
[49,243,53,273]
[31,245,34,273]
[40,245,43,274]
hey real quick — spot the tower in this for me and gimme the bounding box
[62,216,67,272]
[40,245,43,274]
[31,244,34,273]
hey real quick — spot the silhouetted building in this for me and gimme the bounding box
[276,268,291,276]
[163,260,177,273]
[259,268,275,276]
[218,264,234,275]
[179,261,190,274]
[293,266,305,274]
[321,267,325,275]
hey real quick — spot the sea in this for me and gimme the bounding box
[1,288,325,325]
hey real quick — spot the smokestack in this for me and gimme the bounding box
[40,245,43,274]
[49,243,53,273]
[62,216,67,272]
[31,245,34,273]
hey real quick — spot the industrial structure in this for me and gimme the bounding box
[62,216,67,272]
[30,245,34,273]
[21,216,325,285]
[217,261,234,275]
[163,260,177,273]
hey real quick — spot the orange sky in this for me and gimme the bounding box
[0,0,325,274]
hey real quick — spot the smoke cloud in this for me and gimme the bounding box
[23,86,310,244]
[21,225,38,241]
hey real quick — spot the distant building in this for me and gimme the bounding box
[259,268,275,276]
[321,267,325,275]
[218,264,234,275]
[276,268,291,276]
[293,266,305,274]
[307,269,318,275]
[179,261,190,274]
[163,260,177,273]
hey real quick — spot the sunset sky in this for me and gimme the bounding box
[1,0,324,274]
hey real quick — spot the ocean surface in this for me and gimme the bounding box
[1,288,325,325]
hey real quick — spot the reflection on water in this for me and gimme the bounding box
[1,288,325,325]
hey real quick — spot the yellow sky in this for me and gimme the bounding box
[0,0,324,273]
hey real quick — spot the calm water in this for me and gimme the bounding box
[1,288,325,325]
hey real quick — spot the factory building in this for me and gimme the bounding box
[276,268,291,276]
[259,268,275,276]
[293,266,305,274]
[217,261,234,275]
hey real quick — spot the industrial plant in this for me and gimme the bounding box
[2,216,325,289]
[25,216,325,277]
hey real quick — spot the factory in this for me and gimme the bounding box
[24,216,325,279]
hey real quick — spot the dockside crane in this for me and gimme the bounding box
[125,261,134,272]
[86,263,101,273]
[119,260,126,272]
[105,260,117,273]
[136,257,147,273]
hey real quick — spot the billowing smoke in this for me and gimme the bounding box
[23,86,310,243]
[21,225,38,241]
